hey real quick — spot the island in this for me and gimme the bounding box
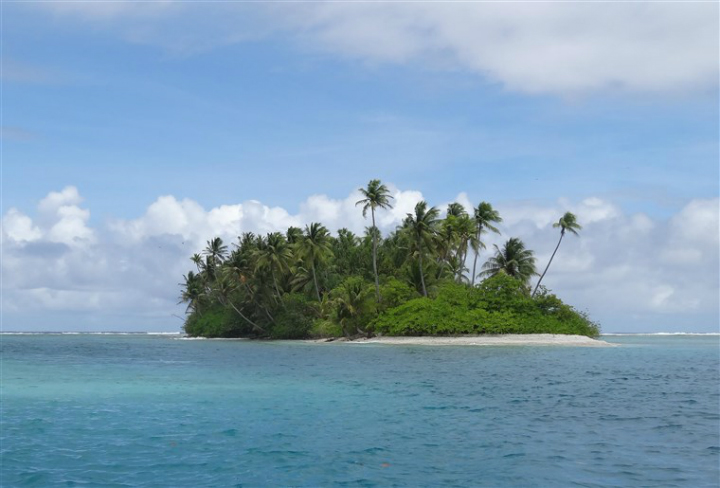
[180,179,600,341]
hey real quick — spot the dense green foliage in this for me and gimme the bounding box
[179,180,599,339]
[372,275,599,337]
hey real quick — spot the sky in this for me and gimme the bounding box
[2,1,718,333]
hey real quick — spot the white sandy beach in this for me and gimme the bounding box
[313,334,615,347]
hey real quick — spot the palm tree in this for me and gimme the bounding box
[238,232,257,254]
[471,202,502,286]
[454,214,477,283]
[481,237,537,286]
[224,251,276,325]
[286,226,303,245]
[179,271,205,315]
[532,212,582,297]
[255,232,293,303]
[191,251,204,267]
[356,179,394,302]
[334,228,361,276]
[435,216,458,279]
[331,277,373,337]
[204,237,228,268]
[446,202,467,218]
[226,249,254,293]
[298,223,334,302]
[403,201,440,297]
[446,255,469,283]
[212,274,266,334]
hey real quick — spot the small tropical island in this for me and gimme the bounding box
[180,179,600,340]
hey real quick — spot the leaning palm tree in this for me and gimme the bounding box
[212,274,266,335]
[481,237,537,286]
[297,223,334,302]
[532,212,582,297]
[471,202,502,286]
[403,201,440,297]
[356,179,394,302]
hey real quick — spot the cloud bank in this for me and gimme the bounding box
[3,186,718,332]
[31,2,719,96]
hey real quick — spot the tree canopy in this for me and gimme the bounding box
[180,181,597,339]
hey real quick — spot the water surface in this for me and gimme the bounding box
[2,334,718,486]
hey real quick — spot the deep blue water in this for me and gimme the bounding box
[1,334,719,487]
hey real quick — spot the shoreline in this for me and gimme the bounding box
[309,334,616,347]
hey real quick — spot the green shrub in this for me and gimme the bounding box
[183,305,243,338]
[270,293,318,339]
[379,278,420,310]
[308,319,344,338]
[371,275,600,337]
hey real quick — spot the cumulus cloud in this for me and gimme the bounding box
[2,209,42,243]
[110,185,423,249]
[27,2,718,95]
[3,186,95,248]
[2,187,718,332]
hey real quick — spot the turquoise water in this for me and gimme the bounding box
[2,334,718,487]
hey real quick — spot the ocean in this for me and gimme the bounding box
[1,334,718,487]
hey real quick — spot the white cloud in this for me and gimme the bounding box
[660,198,719,266]
[47,205,94,247]
[494,197,719,326]
[380,187,424,227]
[3,186,95,248]
[2,209,42,243]
[37,186,83,215]
[284,2,718,95]
[2,187,718,332]
[28,2,718,95]
[668,198,719,246]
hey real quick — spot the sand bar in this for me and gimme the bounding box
[314,334,615,347]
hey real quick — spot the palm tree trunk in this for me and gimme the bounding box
[229,302,267,335]
[243,282,255,300]
[262,306,276,325]
[435,243,449,279]
[311,261,322,302]
[419,249,428,297]
[216,293,266,334]
[371,209,381,302]
[458,245,467,283]
[532,232,564,297]
[271,271,282,304]
[471,255,479,287]
[471,227,480,286]
[462,238,470,282]
[271,270,289,311]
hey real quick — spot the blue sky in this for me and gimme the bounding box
[3,2,719,332]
